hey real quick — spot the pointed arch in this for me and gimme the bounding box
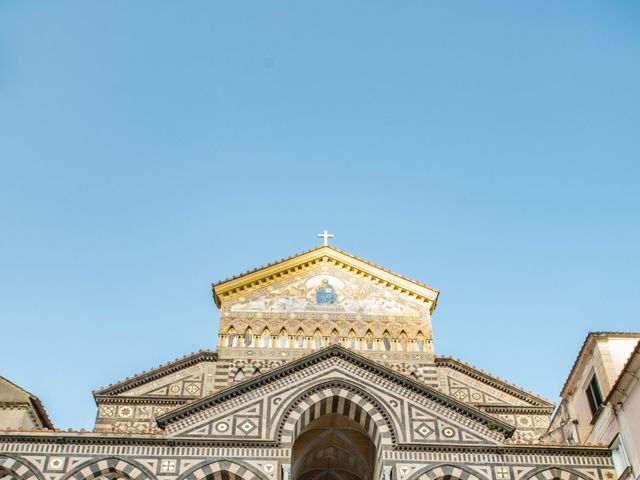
[278,327,288,348]
[243,327,253,347]
[313,328,323,349]
[227,326,236,347]
[0,455,44,480]
[399,330,408,351]
[330,328,340,345]
[260,327,270,348]
[61,456,156,480]
[278,379,397,448]
[382,330,392,351]
[409,463,486,480]
[348,329,357,349]
[176,458,267,480]
[295,328,305,348]
[365,329,374,350]
[416,331,425,352]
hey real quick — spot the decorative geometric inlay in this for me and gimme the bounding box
[170,384,181,393]
[118,406,133,418]
[442,427,455,438]
[101,406,115,417]
[161,460,177,473]
[471,392,482,401]
[453,390,467,400]
[414,421,435,438]
[48,458,64,471]
[154,407,167,416]
[496,467,510,479]
[216,422,229,432]
[185,383,200,394]
[238,419,257,434]
[264,465,274,473]
[533,416,549,427]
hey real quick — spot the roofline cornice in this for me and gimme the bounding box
[94,396,197,405]
[0,432,612,456]
[212,246,440,312]
[156,345,515,436]
[478,405,555,415]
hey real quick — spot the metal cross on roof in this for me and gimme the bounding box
[317,230,334,246]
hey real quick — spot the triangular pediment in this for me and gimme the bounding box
[213,246,439,314]
[435,357,555,408]
[223,264,431,321]
[93,350,217,398]
[157,346,514,446]
[434,357,555,438]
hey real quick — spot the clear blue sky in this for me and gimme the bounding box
[1,1,639,429]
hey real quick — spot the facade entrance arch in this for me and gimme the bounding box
[277,380,396,448]
[291,413,376,480]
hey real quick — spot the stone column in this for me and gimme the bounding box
[282,464,291,480]
[382,465,393,480]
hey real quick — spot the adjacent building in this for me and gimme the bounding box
[543,333,640,479]
[0,376,53,431]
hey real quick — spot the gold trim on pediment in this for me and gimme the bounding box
[212,246,440,312]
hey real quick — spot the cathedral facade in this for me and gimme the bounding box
[0,245,615,480]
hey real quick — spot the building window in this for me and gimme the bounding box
[585,373,603,415]
[611,435,631,478]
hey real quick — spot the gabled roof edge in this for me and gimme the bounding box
[0,376,54,429]
[435,356,555,407]
[560,331,640,397]
[605,338,640,405]
[93,350,218,398]
[156,345,515,437]
[212,245,440,311]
